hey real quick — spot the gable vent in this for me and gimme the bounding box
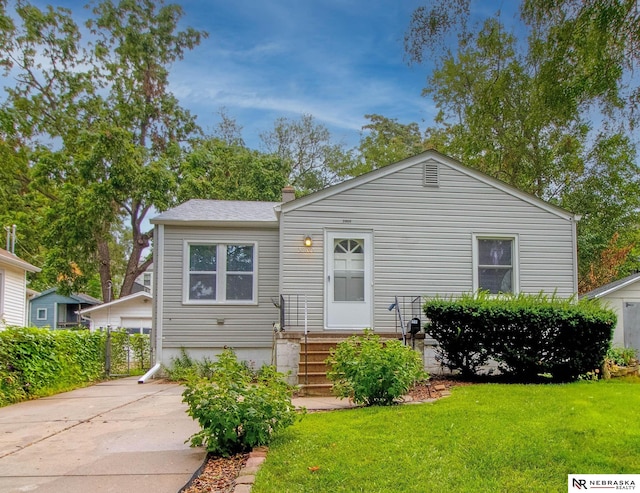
[423,162,439,187]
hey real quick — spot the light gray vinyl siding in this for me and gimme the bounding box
[280,159,577,331]
[161,225,280,349]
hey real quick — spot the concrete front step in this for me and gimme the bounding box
[298,350,333,363]
[297,372,331,384]
[297,383,333,397]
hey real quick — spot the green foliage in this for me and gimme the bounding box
[326,330,427,406]
[1,0,206,300]
[106,329,150,375]
[0,327,105,406]
[606,346,638,367]
[178,138,288,203]
[129,333,151,370]
[404,1,640,285]
[424,292,616,381]
[181,348,298,456]
[344,114,427,177]
[260,114,354,194]
[107,329,129,375]
[164,347,217,381]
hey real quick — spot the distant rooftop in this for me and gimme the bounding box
[582,272,640,299]
[0,247,40,273]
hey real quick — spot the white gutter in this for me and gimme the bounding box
[138,363,161,384]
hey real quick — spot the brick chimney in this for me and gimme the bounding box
[281,186,296,203]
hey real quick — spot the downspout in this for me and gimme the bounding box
[153,224,164,369]
[138,363,161,384]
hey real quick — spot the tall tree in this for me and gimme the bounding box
[178,138,287,203]
[1,0,206,300]
[343,114,427,178]
[260,114,353,194]
[404,1,640,285]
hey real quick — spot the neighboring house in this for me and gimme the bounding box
[583,272,640,352]
[78,291,153,334]
[29,288,101,329]
[0,247,40,329]
[151,150,580,374]
[134,264,153,293]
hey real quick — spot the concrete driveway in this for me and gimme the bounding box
[0,377,206,493]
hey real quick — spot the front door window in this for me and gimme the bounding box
[333,239,365,302]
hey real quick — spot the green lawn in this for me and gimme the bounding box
[253,379,640,493]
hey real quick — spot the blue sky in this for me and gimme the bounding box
[168,0,518,149]
[23,0,519,150]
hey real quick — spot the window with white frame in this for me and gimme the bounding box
[37,308,47,320]
[473,235,518,294]
[186,243,256,303]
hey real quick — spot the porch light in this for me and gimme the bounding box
[304,236,313,247]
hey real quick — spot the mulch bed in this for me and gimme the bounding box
[182,377,473,492]
[182,453,249,493]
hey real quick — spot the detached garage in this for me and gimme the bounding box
[79,291,152,334]
[583,273,640,352]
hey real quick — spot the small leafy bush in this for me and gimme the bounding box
[424,292,616,381]
[164,347,218,381]
[606,346,637,366]
[326,330,427,406]
[182,348,297,456]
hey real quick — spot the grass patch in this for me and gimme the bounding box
[253,381,640,492]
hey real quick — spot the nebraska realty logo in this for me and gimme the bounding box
[569,475,638,491]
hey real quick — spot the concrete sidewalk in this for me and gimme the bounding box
[0,377,205,493]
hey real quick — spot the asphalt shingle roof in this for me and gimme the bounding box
[151,199,280,224]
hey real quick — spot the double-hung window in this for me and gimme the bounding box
[186,243,256,303]
[473,234,518,294]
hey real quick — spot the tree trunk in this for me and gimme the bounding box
[97,238,113,302]
[119,228,153,297]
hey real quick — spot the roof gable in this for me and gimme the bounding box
[31,287,101,305]
[278,150,578,222]
[78,291,152,315]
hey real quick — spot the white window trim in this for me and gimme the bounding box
[183,241,258,305]
[37,307,48,321]
[472,233,519,294]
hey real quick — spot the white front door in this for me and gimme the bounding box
[326,231,372,329]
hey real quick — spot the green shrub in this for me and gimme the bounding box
[424,292,616,382]
[164,347,218,381]
[0,327,105,406]
[326,330,427,406]
[606,346,638,366]
[181,348,297,456]
[129,333,151,370]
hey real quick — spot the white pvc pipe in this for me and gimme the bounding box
[138,363,161,384]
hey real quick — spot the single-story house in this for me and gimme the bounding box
[78,291,153,333]
[150,150,580,383]
[583,272,640,352]
[0,247,40,329]
[29,288,101,329]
